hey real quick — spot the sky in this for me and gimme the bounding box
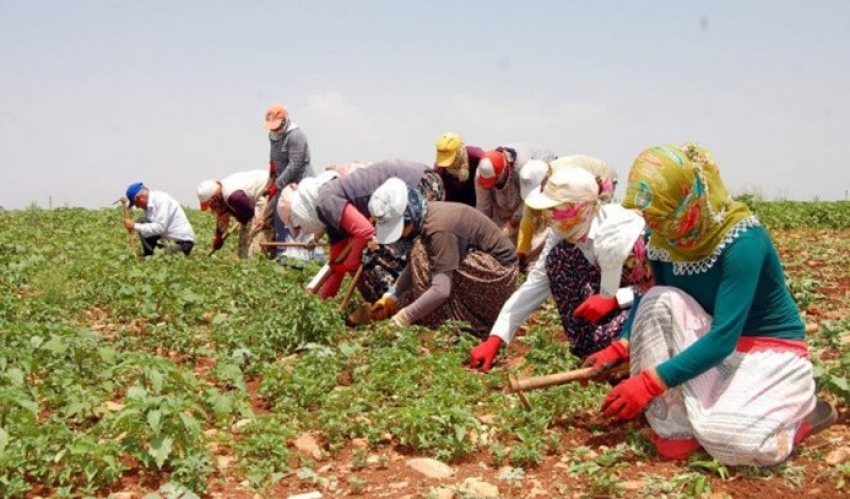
[1,0,849,210]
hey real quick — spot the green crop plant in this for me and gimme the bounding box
[0,203,847,497]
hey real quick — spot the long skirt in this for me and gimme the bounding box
[545,241,632,359]
[356,171,446,303]
[631,286,816,466]
[403,239,518,337]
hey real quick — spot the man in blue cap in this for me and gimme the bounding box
[124,182,196,256]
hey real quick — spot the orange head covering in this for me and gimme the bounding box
[476,150,507,189]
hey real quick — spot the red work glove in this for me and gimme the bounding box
[573,294,620,323]
[326,239,349,277]
[264,183,278,198]
[212,233,224,251]
[469,336,503,372]
[601,370,665,420]
[581,340,629,378]
[517,253,528,274]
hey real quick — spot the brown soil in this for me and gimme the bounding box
[44,229,850,498]
[187,229,850,497]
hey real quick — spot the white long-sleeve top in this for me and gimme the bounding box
[490,204,644,345]
[134,190,195,242]
[220,169,269,202]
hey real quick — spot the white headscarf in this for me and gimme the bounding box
[290,170,338,237]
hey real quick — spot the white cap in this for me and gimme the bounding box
[196,180,218,210]
[369,177,408,244]
[524,166,598,211]
[519,160,549,200]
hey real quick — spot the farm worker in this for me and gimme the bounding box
[264,104,314,263]
[123,182,195,257]
[515,155,619,271]
[279,159,445,303]
[196,168,271,259]
[470,164,651,371]
[475,143,557,248]
[433,132,486,207]
[369,178,518,336]
[585,143,835,465]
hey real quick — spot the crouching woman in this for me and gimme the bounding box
[586,143,834,465]
[368,178,518,336]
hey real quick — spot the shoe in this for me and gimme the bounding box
[794,398,838,445]
[807,398,838,435]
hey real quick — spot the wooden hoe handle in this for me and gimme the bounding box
[338,265,364,312]
[508,367,597,393]
[120,198,136,254]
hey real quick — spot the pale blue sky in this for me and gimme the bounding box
[1,0,848,209]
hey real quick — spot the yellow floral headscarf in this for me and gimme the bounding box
[622,143,756,268]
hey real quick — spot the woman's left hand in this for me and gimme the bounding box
[573,294,619,323]
[390,308,412,327]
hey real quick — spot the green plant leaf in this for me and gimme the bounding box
[149,434,174,469]
[148,409,163,434]
[4,367,24,386]
[0,428,9,453]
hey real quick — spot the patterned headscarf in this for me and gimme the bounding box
[403,186,428,238]
[622,143,756,270]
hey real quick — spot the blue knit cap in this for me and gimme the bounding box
[126,182,144,207]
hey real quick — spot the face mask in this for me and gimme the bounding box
[543,201,595,244]
[269,129,284,141]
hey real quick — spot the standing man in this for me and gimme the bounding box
[123,182,195,257]
[265,104,313,263]
[196,168,270,258]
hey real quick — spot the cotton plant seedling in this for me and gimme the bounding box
[817,460,849,492]
[0,204,848,497]
[231,414,298,490]
[639,471,718,498]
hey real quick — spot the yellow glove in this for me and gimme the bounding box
[370,293,398,321]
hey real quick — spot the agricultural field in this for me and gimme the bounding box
[0,201,848,499]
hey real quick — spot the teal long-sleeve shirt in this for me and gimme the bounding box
[621,225,804,388]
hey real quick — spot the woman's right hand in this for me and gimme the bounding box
[469,336,504,372]
[581,340,630,378]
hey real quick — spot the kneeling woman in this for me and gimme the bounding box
[368,178,518,335]
[585,143,833,465]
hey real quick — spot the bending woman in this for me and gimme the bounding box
[369,178,518,335]
[278,159,444,302]
[470,164,651,371]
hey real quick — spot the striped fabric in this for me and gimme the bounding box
[630,286,816,465]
